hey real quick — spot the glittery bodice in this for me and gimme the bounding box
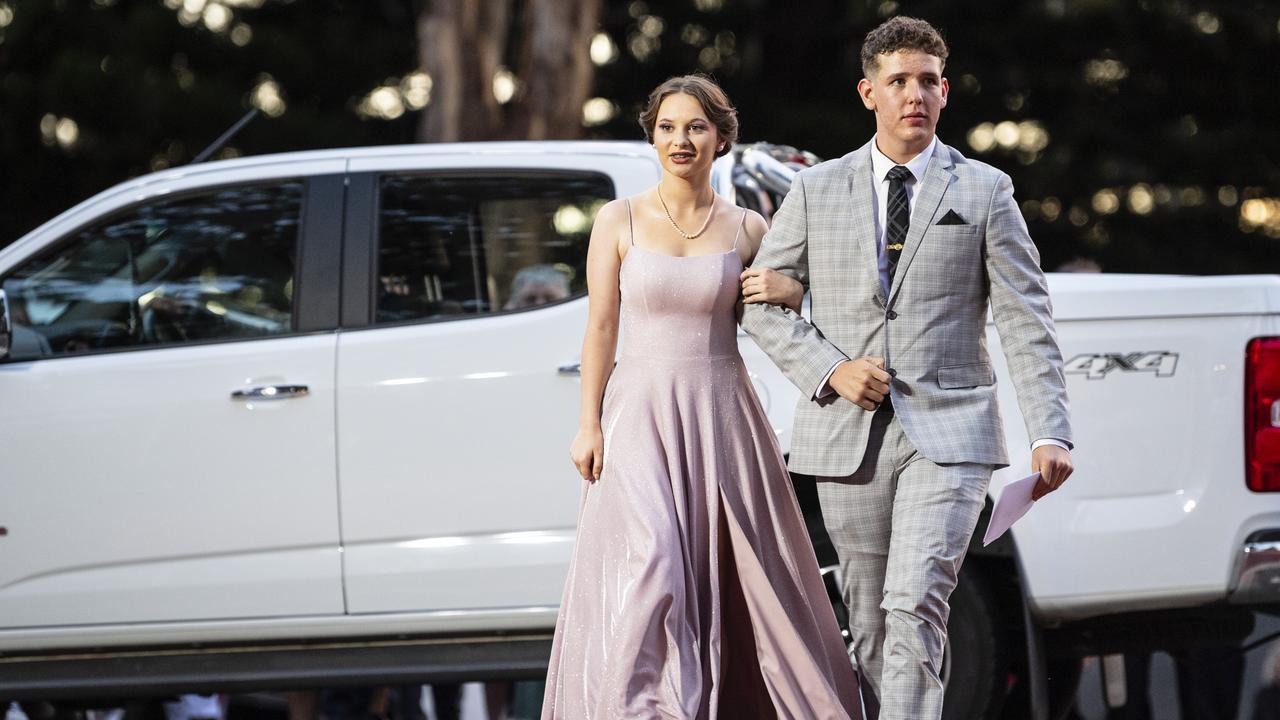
[618,245,743,361]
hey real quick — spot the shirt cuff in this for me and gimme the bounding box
[1031,438,1071,452]
[814,360,849,400]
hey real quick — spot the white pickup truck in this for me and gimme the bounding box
[1,141,1277,720]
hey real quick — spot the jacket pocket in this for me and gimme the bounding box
[928,223,980,237]
[938,362,995,389]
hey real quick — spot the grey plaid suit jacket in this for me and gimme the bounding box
[741,138,1073,476]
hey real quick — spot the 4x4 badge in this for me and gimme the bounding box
[1064,351,1179,380]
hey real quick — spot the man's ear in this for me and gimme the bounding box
[939,76,950,109]
[857,77,876,111]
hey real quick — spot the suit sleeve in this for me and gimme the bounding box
[984,172,1074,446]
[740,172,850,399]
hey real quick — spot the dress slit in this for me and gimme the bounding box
[717,487,779,719]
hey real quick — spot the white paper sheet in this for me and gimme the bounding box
[982,472,1041,547]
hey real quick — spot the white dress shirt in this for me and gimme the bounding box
[813,135,1069,453]
[869,135,937,296]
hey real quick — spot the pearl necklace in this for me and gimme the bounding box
[657,184,716,240]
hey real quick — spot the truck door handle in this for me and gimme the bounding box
[558,363,581,376]
[230,385,310,401]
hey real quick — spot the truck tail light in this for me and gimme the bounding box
[1247,337,1280,492]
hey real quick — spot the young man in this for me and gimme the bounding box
[741,16,1074,719]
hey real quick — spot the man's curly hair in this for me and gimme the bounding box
[860,16,949,78]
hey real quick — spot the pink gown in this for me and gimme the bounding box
[542,206,863,719]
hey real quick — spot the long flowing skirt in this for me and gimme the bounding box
[541,354,862,719]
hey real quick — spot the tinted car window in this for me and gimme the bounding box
[1,182,302,361]
[375,173,612,324]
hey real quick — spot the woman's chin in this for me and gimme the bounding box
[662,160,711,179]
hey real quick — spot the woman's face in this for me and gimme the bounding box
[652,92,721,182]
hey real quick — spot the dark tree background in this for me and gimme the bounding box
[1,0,1277,274]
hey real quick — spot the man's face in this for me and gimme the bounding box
[858,50,948,154]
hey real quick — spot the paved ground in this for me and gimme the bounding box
[9,614,1279,719]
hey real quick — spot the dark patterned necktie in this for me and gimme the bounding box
[885,165,912,283]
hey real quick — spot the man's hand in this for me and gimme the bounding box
[1031,445,1074,500]
[828,357,892,411]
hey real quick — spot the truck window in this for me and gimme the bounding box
[374,172,611,324]
[0,181,302,361]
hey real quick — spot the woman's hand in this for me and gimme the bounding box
[740,267,804,313]
[570,425,605,482]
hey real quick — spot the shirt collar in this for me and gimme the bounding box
[871,135,938,184]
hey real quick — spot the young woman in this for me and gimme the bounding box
[541,75,862,719]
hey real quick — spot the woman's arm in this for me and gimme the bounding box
[739,209,803,313]
[569,200,625,482]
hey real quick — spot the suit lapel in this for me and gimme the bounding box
[888,141,956,303]
[844,143,884,304]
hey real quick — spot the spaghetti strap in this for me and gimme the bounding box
[625,198,636,247]
[730,207,747,252]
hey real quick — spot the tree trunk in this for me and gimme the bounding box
[416,0,511,142]
[415,0,602,143]
[510,0,602,140]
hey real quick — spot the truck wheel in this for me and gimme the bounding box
[1000,655,1084,720]
[942,562,1009,720]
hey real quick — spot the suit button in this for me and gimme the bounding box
[886,309,899,320]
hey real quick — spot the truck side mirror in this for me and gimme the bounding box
[0,288,11,360]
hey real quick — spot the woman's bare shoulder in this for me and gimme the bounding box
[595,197,630,223]
[716,200,767,230]
[742,208,770,250]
